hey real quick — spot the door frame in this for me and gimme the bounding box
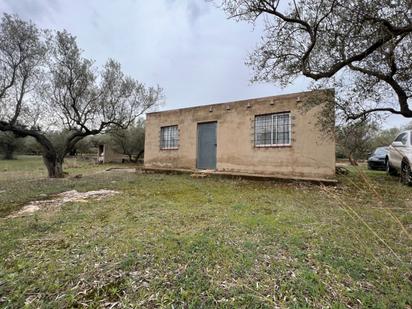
[196,121,217,170]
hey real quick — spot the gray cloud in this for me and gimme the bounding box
[2,0,60,21]
[186,0,209,23]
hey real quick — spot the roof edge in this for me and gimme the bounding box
[147,88,334,116]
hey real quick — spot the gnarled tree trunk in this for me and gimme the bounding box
[137,149,144,160]
[42,152,64,178]
[348,153,358,166]
[2,143,15,160]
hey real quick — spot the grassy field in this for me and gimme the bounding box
[0,156,411,308]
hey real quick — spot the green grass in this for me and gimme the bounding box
[0,156,411,308]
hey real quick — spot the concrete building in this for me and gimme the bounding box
[97,144,128,164]
[144,90,335,181]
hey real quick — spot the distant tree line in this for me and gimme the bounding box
[0,120,146,161]
[3,117,408,165]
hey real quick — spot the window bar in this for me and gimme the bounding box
[288,113,291,144]
[255,118,257,146]
[271,115,274,146]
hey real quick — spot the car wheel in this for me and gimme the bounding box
[400,160,412,186]
[386,158,397,176]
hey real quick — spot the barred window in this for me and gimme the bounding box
[255,112,291,146]
[160,125,179,149]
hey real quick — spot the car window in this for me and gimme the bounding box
[373,148,387,156]
[395,133,408,145]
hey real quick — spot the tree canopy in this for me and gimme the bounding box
[0,131,23,160]
[219,0,412,120]
[0,14,162,177]
[109,120,146,162]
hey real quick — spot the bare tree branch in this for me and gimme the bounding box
[219,0,412,119]
[0,14,163,177]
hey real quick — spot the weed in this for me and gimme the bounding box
[0,156,411,307]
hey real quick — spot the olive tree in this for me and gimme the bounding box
[336,120,378,165]
[0,14,162,177]
[218,0,412,120]
[109,119,145,162]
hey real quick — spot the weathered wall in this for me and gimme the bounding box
[98,145,126,163]
[144,90,335,180]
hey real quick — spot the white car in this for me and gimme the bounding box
[386,130,412,185]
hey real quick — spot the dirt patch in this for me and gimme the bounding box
[7,189,119,219]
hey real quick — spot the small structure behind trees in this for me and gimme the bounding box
[95,120,145,164]
[97,144,127,164]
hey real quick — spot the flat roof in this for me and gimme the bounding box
[147,89,333,115]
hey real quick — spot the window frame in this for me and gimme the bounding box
[395,132,408,145]
[254,112,292,147]
[160,125,179,150]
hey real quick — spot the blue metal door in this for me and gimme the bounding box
[197,122,217,169]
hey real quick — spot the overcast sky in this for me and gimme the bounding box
[0,0,408,128]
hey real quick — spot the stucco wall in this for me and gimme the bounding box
[144,90,335,180]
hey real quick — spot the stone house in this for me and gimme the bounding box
[144,90,335,181]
